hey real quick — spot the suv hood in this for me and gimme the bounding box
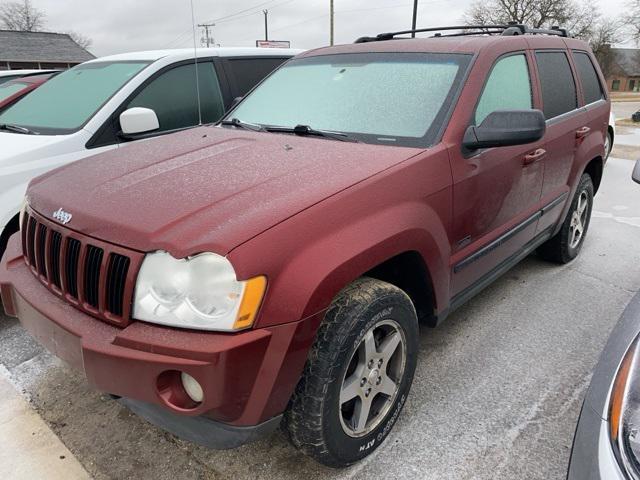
[0,131,76,164]
[28,126,420,256]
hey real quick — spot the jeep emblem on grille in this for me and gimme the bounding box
[52,208,72,225]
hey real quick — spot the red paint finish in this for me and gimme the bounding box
[0,73,55,111]
[1,35,609,432]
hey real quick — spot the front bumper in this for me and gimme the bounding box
[0,234,323,446]
[568,402,625,480]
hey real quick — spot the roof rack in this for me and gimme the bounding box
[354,23,569,43]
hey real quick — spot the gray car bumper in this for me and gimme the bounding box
[568,402,625,479]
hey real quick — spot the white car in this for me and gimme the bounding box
[0,47,301,258]
[607,110,616,160]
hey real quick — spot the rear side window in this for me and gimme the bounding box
[225,57,288,96]
[573,51,604,104]
[474,54,532,125]
[126,62,225,132]
[535,51,577,119]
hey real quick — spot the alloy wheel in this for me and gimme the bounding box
[339,319,406,437]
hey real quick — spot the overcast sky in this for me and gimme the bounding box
[28,0,632,56]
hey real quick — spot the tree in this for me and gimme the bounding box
[626,0,640,42]
[588,18,623,77]
[0,0,45,32]
[66,30,92,50]
[463,0,600,39]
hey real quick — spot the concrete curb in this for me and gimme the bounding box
[0,365,91,480]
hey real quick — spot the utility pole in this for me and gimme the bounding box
[411,0,418,37]
[330,0,334,46]
[263,9,269,41]
[198,22,215,47]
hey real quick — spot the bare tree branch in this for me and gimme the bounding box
[66,30,93,50]
[463,0,600,38]
[0,0,45,31]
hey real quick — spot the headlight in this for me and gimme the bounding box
[609,335,640,478]
[133,251,266,331]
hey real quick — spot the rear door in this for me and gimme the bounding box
[571,49,609,159]
[533,50,586,233]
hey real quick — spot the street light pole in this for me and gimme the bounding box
[263,9,269,41]
[411,0,418,37]
[330,0,334,46]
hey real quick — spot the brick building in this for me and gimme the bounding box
[607,48,640,93]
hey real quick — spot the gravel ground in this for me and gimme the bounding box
[1,154,640,479]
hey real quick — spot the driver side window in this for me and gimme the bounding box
[125,62,225,133]
[474,54,533,125]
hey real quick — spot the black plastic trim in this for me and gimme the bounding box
[119,397,282,449]
[450,226,554,312]
[453,191,569,274]
[453,211,541,273]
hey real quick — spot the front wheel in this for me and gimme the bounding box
[282,277,419,467]
[538,173,594,263]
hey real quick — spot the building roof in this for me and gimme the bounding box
[0,30,95,63]
[612,48,640,77]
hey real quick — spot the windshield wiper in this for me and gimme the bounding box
[0,123,37,135]
[220,118,265,132]
[265,124,359,143]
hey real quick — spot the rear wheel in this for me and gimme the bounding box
[538,173,594,264]
[282,277,418,467]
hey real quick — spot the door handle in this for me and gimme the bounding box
[523,148,546,165]
[575,126,591,138]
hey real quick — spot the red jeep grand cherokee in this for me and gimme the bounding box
[0,24,609,467]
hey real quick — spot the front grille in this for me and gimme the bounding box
[21,208,141,326]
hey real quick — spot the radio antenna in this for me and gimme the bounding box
[190,0,203,125]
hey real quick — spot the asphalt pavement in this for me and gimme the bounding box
[1,121,639,479]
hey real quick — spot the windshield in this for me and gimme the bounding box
[227,53,472,147]
[0,61,150,135]
[0,82,27,102]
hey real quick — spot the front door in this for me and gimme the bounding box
[449,52,545,297]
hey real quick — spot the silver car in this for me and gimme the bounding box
[568,160,640,479]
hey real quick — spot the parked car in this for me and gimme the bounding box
[0,47,300,260]
[0,69,55,86]
[0,72,58,113]
[607,111,616,159]
[0,24,610,467]
[567,162,640,479]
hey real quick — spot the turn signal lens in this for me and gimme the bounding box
[233,276,267,330]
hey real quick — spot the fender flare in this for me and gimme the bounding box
[241,200,452,329]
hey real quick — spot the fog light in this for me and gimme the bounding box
[180,372,204,403]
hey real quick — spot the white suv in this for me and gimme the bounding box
[0,47,300,258]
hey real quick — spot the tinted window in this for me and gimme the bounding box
[226,58,288,96]
[0,61,149,134]
[475,54,532,125]
[127,62,224,132]
[229,53,472,147]
[573,52,604,104]
[535,52,577,119]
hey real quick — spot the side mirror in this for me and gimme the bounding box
[463,109,546,150]
[633,160,640,184]
[119,107,159,136]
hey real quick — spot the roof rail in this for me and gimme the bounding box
[354,23,569,43]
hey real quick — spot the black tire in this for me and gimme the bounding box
[538,173,594,264]
[605,129,613,160]
[282,277,419,467]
